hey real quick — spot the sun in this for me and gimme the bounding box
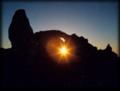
[46,36,76,64]
[59,45,69,56]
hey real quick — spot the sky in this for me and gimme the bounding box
[1,1,119,55]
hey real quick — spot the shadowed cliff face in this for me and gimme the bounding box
[9,9,33,50]
[1,9,119,88]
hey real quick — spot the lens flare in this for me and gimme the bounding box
[60,37,66,43]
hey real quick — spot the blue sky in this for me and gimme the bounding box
[2,1,118,55]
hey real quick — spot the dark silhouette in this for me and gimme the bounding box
[9,9,33,51]
[1,9,119,88]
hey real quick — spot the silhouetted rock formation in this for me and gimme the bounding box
[1,9,119,88]
[105,44,112,52]
[9,9,33,51]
